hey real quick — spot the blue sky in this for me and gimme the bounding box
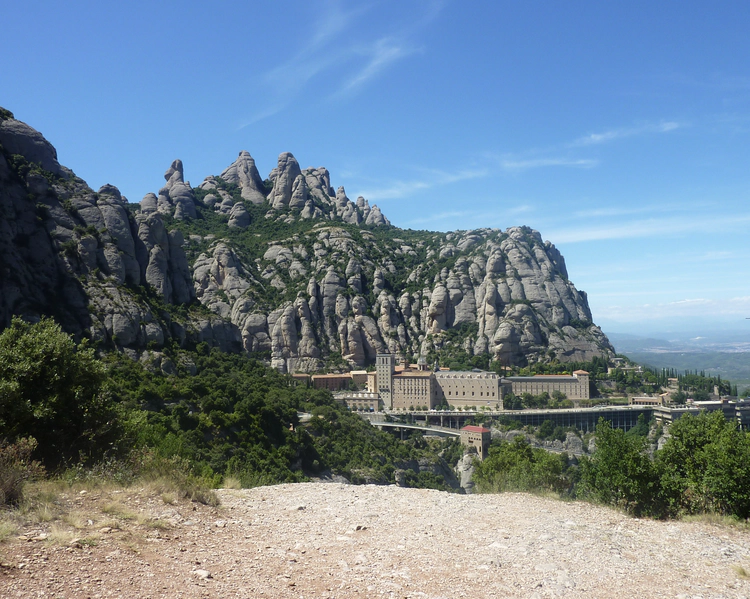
[3,1,749,337]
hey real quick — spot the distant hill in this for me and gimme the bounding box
[624,351,750,389]
[606,332,675,353]
[607,332,750,390]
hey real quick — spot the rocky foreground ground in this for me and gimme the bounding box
[2,482,750,598]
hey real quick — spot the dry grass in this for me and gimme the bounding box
[46,523,77,545]
[682,513,750,531]
[733,565,750,579]
[0,517,19,542]
[143,518,171,530]
[222,476,242,490]
[101,501,137,520]
[160,492,176,505]
[140,475,219,507]
[99,518,122,530]
[62,511,89,530]
[0,463,219,552]
[23,501,57,523]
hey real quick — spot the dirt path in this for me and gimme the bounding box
[2,482,750,598]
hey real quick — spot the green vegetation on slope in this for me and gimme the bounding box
[0,319,457,504]
[473,435,574,495]
[107,346,452,487]
[474,413,750,520]
[0,317,120,468]
[625,351,750,390]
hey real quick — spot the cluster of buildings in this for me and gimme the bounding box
[294,353,591,413]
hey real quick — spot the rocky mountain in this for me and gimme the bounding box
[0,108,614,371]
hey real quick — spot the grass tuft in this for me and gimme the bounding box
[682,513,750,530]
[46,523,76,545]
[102,502,137,520]
[0,519,19,542]
[160,492,176,505]
[62,512,88,529]
[222,476,242,490]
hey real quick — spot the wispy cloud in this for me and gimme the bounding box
[698,250,734,261]
[353,117,685,200]
[405,210,479,226]
[507,204,533,215]
[239,1,443,127]
[345,116,689,204]
[338,38,418,95]
[546,213,750,244]
[403,203,534,228]
[572,204,679,218]
[360,167,488,200]
[595,295,750,324]
[308,0,364,48]
[499,157,598,171]
[570,121,685,147]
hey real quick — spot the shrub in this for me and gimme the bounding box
[0,437,45,506]
[578,419,665,517]
[0,317,118,468]
[474,436,570,495]
[657,411,750,518]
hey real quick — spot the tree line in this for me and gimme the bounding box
[0,318,457,505]
[474,411,750,519]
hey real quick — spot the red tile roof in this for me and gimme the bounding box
[461,425,491,433]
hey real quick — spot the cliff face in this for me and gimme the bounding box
[0,111,236,353]
[0,109,613,369]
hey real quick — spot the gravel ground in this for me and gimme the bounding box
[3,482,750,598]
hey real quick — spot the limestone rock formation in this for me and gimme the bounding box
[0,107,614,371]
[0,115,65,177]
[268,152,302,209]
[151,159,197,220]
[219,151,266,204]
[0,110,229,352]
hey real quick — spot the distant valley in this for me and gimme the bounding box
[607,330,750,390]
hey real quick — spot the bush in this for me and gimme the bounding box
[0,437,45,506]
[0,317,118,468]
[474,436,570,495]
[657,411,750,518]
[578,419,665,517]
[127,449,219,505]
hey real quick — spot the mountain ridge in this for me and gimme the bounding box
[0,108,614,371]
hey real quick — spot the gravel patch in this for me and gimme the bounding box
[2,482,750,598]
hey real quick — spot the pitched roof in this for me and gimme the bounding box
[461,425,491,433]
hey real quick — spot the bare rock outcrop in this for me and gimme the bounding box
[0,108,613,370]
[151,159,197,220]
[0,114,64,177]
[135,212,195,305]
[268,152,302,209]
[219,151,266,204]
